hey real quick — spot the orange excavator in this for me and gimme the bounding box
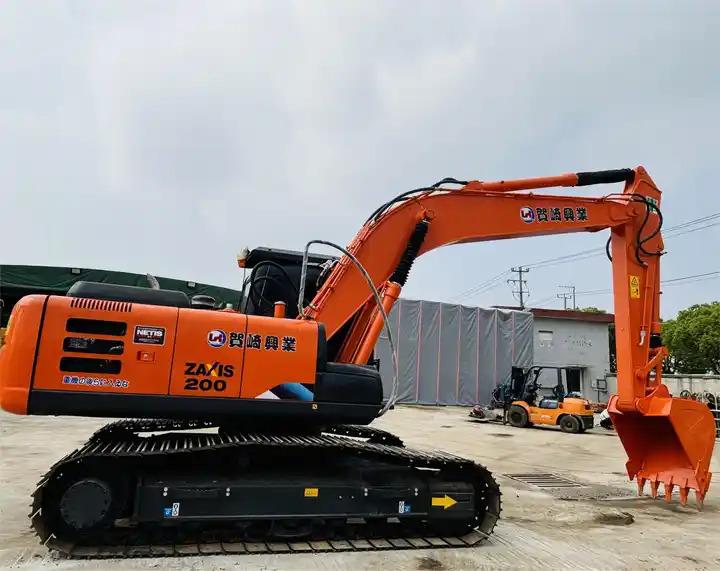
[0,166,715,556]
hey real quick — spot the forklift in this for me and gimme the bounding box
[471,366,595,433]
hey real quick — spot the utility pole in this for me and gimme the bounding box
[557,285,576,310]
[508,266,530,309]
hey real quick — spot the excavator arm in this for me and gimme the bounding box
[304,166,715,506]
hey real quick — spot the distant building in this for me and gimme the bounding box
[497,306,614,402]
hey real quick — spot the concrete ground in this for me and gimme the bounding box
[1,406,718,570]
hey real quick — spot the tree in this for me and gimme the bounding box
[579,306,607,314]
[662,302,720,374]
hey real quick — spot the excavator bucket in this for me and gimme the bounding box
[608,386,716,507]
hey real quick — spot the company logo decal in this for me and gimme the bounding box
[134,325,165,346]
[207,329,227,348]
[520,207,536,223]
[521,206,589,223]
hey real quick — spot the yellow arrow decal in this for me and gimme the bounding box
[431,495,457,509]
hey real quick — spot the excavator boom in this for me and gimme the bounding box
[305,166,715,505]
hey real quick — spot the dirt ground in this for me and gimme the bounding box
[1,406,718,570]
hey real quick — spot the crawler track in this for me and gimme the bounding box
[31,421,501,558]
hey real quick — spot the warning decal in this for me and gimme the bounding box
[629,275,641,299]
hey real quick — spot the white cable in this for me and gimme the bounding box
[298,240,399,417]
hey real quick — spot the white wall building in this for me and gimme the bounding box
[527,308,614,402]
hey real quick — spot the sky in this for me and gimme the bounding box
[1,0,719,319]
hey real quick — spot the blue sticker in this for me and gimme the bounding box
[163,502,181,517]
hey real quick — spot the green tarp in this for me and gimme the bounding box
[0,265,242,325]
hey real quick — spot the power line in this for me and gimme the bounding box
[572,271,720,298]
[449,269,510,301]
[524,294,557,307]
[663,212,720,231]
[665,220,720,238]
[661,275,720,288]
[528,271,720,307]
[662,270,720,283]
[451,211,720,302]
[523,212,720,270]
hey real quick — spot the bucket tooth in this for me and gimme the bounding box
[695,489,705,511]
[637,477,646,496]
[663,482,674,503]
[679,487,689,506]
[650,479,659,499]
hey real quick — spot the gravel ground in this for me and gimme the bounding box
[1,405,718,570]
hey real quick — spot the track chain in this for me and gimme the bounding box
[30,419,501,558]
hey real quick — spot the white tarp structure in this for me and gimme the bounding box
[374,299,533,406]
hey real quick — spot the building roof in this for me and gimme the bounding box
[0,264,243,325]
[494,305,615,323]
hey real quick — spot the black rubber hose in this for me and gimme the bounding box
[605,236,612,262]
[576,169,635,186]
[631,196,663,262]
[366,178,469,224]
[605,196,663,265]
[637,203,663,256]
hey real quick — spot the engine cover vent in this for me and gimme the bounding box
[70,298,132,313]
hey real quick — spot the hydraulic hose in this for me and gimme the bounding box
[298,240,399,417]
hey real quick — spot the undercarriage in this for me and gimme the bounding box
[32,420,501,557]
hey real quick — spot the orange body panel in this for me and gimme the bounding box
[33,296,179,395]
[0,295,45,414]
[0,296,320,410]
[168,310,248,398]
[238,315,318,398]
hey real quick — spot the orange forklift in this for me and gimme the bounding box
[492,366,595,433]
